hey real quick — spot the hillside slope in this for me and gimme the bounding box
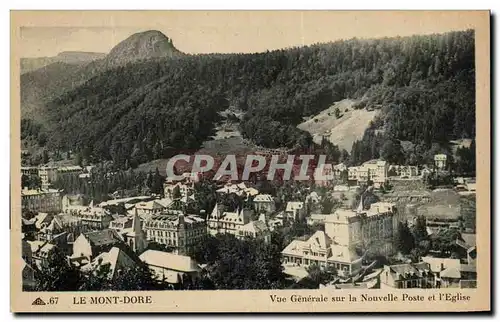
[297,99,380,152]
[20,51,106,74]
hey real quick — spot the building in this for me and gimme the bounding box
[324,200,397,255]
[208,203,252,236]
[285,201,306,221]
[305,191,321,205]
[333,163,348,177]
[120,210,148,254]
[139,250,201,285]
[143,211,206,255]
[134,200,166,219]
[72,229,124,262]
[38,166,58,189]
[307,214,330,226]
[314,164,334,187]
[109,216,133,232]
[358,160,388,187]
[21,188,62,213]
[237,214,271,243]
[253,194,276,213]
[388,165,419,178]
[421,256,477,288]
[380,263,435,289]
[434,154,448,170]
[57,166,83,179]
[21,166,38,177]
[216,182,259,197]
[81,246,139,281]
[347,160,389,187]
[22,260,36,291]
[281,230,362,276]
[164,182,194,200]
[65,204,114,230]
[27,240,57,269]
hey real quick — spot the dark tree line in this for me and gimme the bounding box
[22,30,474,168]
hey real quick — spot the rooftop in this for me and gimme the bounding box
[139,250,200,273]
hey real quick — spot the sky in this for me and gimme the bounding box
[17,11,481,57]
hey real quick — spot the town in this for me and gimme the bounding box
[20,151,477,291]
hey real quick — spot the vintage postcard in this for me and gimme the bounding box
[10,10,490,313]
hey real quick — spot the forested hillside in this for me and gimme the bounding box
[23,29,475,168]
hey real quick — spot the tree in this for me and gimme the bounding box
[34,248,82,291]
[320,195,340,214]
[334,107,341,119]
[412,215,429,245]
[188,234,286,290]
[172,186,182,199]
[305,263,337,287]
[109,264,161,291]
[381,139,405,164]
[395,222,414,255]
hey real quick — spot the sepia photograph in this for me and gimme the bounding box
[10,10,490,313]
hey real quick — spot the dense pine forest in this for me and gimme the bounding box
[21,29,475,169]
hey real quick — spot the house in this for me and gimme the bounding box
[380,263,435,289]
[143,211,206,255]
[434,154,447,170]
[72,229,124,263]
[285,201,306,221]
[314,163,334,187]
[22,260,36,291]
[38,166,58,189]
[281,230,362,277]
[253,194,276,213]
[388,165,419,178]
[333,163,348,177]
[139,250,201,285]
[134,200,166,218]
[216,182,259,197]
[164,182,194,200]
[305,191,321,205]
[37,216,64,242]
[109,216,133,232]
[207,204,252,237]
[81,246,139,281]
[421,256,475,288]
[28,240,57,269]
[307,214,330,226]
[456,233,477,265]
[237,214,271,243]
[22,217,37,239]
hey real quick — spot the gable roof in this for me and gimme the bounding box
[135,200,165,211]
[440,266,461,279]
[254,194,274,202]
[240,220,269,234]
[139,250,200,273]
[286,202,304,212]
[81,246,137,278]
[83,229,123,247]
[328,244,360,264]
